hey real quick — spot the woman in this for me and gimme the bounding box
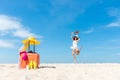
[71,31,81,63]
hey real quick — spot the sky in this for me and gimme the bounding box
[0,0,120,63]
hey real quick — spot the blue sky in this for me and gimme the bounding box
[0,0,120,63]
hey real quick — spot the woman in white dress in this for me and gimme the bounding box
[71,31,81,63]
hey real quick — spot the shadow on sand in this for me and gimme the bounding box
[39,66,56,69]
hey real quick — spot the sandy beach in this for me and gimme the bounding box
[0,63,120,80]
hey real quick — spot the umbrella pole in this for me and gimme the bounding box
[28,40,30,51]
[33,42,35,53]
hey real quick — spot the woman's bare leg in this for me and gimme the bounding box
[72,50,77,63]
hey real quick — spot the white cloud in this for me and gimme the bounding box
[0,14,41,38]
[106,21,120,28]
[82,28,94,34]
[106,8,120,28]
[0,14,42,48]
[0,15,20,30]
[0,39,14,48]
[13,29,34,38]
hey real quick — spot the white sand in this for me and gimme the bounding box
[0,63,120,80]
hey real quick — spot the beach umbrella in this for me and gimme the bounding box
[22,36,40,45]
[22,36,40,53]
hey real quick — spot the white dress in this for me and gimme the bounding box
[71,38,80,50]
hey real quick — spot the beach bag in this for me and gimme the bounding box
[27,53,40,69]
[19,53,40,69]
[19,52,28,68]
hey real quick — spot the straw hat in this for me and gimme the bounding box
[22,36,40,45]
